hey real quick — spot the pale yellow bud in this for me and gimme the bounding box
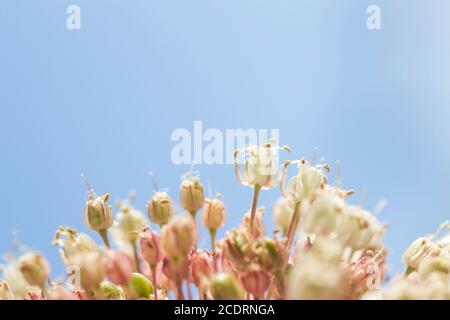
[146,192,174,226]
[180,178,205,214]
[17,252,51,289]
[201,197,227,231]
[161,215,197,259]
[84,194,114,232]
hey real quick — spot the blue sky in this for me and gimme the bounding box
[1,1,450,277]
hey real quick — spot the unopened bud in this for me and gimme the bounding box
[161,215,197,259]
[146,192,174,226]
[402,237,434,271]
[180,177,205,215]
[116,205,147,243]
[209,273,244,300]
[201,197,227,231]
[273,197,295,235]
[82,175,113,232]
[18,252,50,289]
[103,251,133,286]
[70,251,105,290]
[139,229,164,266]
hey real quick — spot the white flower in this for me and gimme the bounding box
[280,158,329,203]
[234,140,290,189]
[272,197,295,234]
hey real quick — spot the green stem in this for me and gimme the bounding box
[209,229,217,252]
[98,229,111,249]
[249,184,261,236]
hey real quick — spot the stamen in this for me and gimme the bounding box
[149,172,159,193]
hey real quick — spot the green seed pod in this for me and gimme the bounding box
[129,273,153,299]
[100,281,124,300]
[209,273,244,300]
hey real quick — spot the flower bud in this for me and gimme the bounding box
[100,281,125,300]
[139,229,164,267]
[161,215,197,259]
[201,197,227,231]
[70,251,105,290]
[180,176,205,214]
[302,191,346,236]
[0,281,14,300]
[402,237,434,271]
[129,273,153,299]
[189,249,213,286]
[240,207,265,238]
[84,190,113,232]
[116,205,147,243]
[209,273,244,300]
[146,192,174,226]
[18,252,50,289]
[241,269,271,299]
[273,197,295,234]
[103,251,133,286]
[418,256,450,279]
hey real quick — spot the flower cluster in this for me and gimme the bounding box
[0,143,449,300]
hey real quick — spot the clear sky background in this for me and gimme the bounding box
[1,1,450,277]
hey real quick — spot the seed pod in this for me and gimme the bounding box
[161,215,197,259]
[17,252,50,289]
[103,251,133,286]
[208,273,244,300]
[100,281,125,300]
[129,273,153,299]
[201,197,227,231]
[139,229,164,267]
[146,192,174,227]
[180,175,205,215]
